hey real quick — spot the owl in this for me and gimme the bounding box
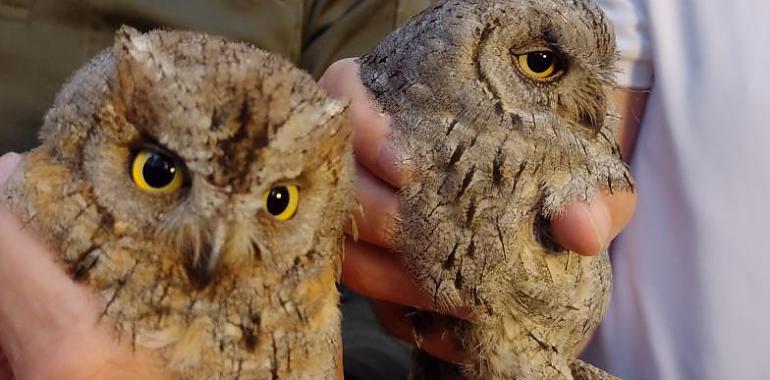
[2,26,353,379]
[359,0,632,379]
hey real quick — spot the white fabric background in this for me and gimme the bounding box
[584,1,770,379]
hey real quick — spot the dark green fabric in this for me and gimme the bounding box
[341,287,412,380]
[0,0,431,152]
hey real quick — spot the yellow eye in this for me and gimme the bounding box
[263,185,299,221]
[131,149,184,193]
[515,50,564,80]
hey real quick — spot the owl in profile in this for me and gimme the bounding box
[3,26,352,379]
[360,0,632,379]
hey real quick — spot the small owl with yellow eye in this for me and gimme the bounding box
[2,26,352,379]
[360,0,631,379]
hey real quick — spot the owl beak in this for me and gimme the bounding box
[183,222,227,289]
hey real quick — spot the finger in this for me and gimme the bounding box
[342,239,473,320]
[342,239,433,311]
[319,58,410,188]
[550,190,637,256]
[0,208,99,369]
[371,300,466,364]
[0,153,21,188]
[350,164,399,248]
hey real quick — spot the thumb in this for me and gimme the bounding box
[550,190,637,256]
[0,209,100,373]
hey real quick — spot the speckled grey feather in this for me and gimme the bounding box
[360,1,632,379]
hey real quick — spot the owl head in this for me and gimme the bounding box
[469,0,617,132]
[365,0,619,160]
[40,26,352,288]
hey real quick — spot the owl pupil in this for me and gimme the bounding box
[267,187,291,215]
[527,52,553,73]
[142,153,177,188]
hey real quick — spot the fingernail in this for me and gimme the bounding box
[584,201,612,253]
[0,152,21,186]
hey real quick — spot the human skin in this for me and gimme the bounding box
[0,153,172,380]
[0,60,642,378]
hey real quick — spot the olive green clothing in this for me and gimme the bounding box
[0,0,430,152]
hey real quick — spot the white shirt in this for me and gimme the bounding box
[584,1,770,379]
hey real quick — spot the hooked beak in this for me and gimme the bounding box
[183,222,227,289]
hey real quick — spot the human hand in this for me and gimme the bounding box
[319,58,637,363]
[0,153,169,380]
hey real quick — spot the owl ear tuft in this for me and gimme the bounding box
[114,25,161,77]
[114,25,145,62]
[113,25,165,111]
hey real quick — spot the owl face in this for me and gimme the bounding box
[474,0,616,133]
[384,0,617,153]
[50,27,350,288]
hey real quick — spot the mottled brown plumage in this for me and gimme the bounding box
[3,27,353,379]
[359,0,632,379]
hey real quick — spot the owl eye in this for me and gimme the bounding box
[131,149,184,193]
[514,50,565,81]
[263,185,299,221]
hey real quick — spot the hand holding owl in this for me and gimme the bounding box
[345,0,636,376]
[318,58,637,364]
[0,2,640,376]
[0,152,172,380]
[0,53,636,380]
